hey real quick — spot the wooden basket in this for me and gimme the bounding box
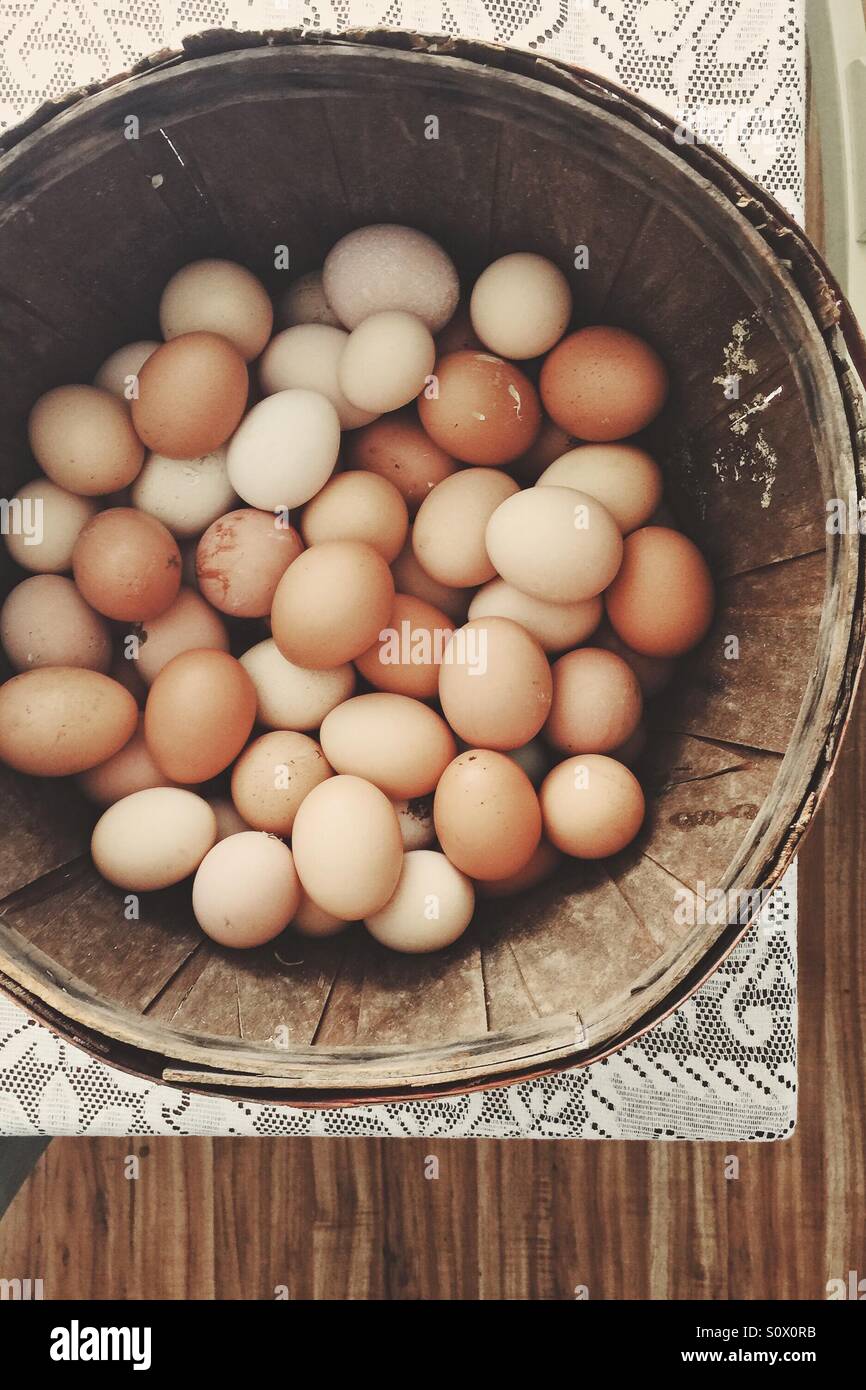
[0,29,864,1105]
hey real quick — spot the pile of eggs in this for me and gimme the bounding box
[0,225,714,956]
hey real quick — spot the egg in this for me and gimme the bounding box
[391,539,472,622]
[276,269,342,330]
[540,326,669,440]
[433,749,542,880]
[78,716,176,806]
[270,539,394,669]
[392,795,436,850]
[468,578,601,654]
[144,648,256,782]
[301,472,408,562]
[338,310,436,413]
[259,324,377,429]
[504,738,550,788]
[412,467,519,588]
[476,838,562,898]
[226,389,341,510]
[239,637,355,731]
[2,479,96,575]
[344,409,457,514]
[605,526,714,657]
[438,616,552,750]
[485,486,623,603]
[470,252,572,359]
[545,647,643,754]
[72,508,181,622]
[320,693,456,798]
[291,775,403,920]
[130,447,238,538]
[196,508,304,617]
[108,649,147,706]
[132,332,249,459]
[593,621,675,697]
[540,754,645,858]
[323,224,459,332]
[537,444,663,534]
[92,787,217,890]
[93,340,160,399]
[207,795,250,841]
[159,258,273,362]
[192,832,302,948]
[28,385,144,496]
[355,592,454,699]
[418,351,542,466]
[292,892,347,939]
[511,417,577,484]
[134,587,230,685]
[0,575,111,673]
[231,730,332,835]
[0,668,137,775]
[365,850,474,954]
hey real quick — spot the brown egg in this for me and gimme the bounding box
[135,587,229,685]
[344,409,457,514]
[231,730,332,836]
[545,648,643,754]
[0,574,111,673]
[418,351,542,465]
[412,467,519,588]
[391,538,472,623]
[439,617,552,751]
[593,620,675,697]
[511,417,576,484]
[78,715,177,806]
[28,385,144,497]
[540,327,668,441]
[355,592,454,699]
[476,839,562,898]
[540,754,645,858]
[144,648,256,782]
[131,332,249,459]
[193,833,302,948]
[0,668,137,776]
[434,749,542,880]
[320,693,456,798]
[605,526,714,657]
[72,508,181,622]
[468,578,601,654]
[196,508,303,617]
[271,540,394,670]
[300,472,408,562]
[291,774,404,920]
[537,443,663,534]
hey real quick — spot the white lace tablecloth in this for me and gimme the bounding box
[0,0,803,1139]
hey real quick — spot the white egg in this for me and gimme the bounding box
[365,849,474,954]
[259,324,377,429]
[338,311,435,413]
[159,258,273,361]
[239,638,355,731]
[93,340,160,399]
[227,390,341,510]
[470,253,572,359]
[323,224,459,332]
[391,796,436,850]
[130,447,237,538]
[92,787,217,890]
[3,478,96,574]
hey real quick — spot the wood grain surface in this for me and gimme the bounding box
[0,45,864,1303]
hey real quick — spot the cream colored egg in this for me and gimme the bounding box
[130,447,238,538]
[28,385,144,496]
[485,486,623,603]
[239,637,355,731]
[391,540,472,623]
[92,787,217,890]
[323,224,459,332]
[365,850,474,954]
[413,468,519,588]
[160,258,273,361]
[338,311,435,413]
[259,324,377,429]
[291,775,403,920]
[537,444,663,534]
[2,479,97,575]
[192,832,302,948]
[540,754,645,858]
[207,795,250,841]
[227,390,341,510]
[134,587,229,685]
[276,270,342,329]
[320,693,456,799]
[468,578,602,653]
[392,796,436,850]
[301,472,408,562]
[470,252,572,359]
[0,574,111,672]
[78,717,176,806]
[93,340,159,399]
[292,893,348,939]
